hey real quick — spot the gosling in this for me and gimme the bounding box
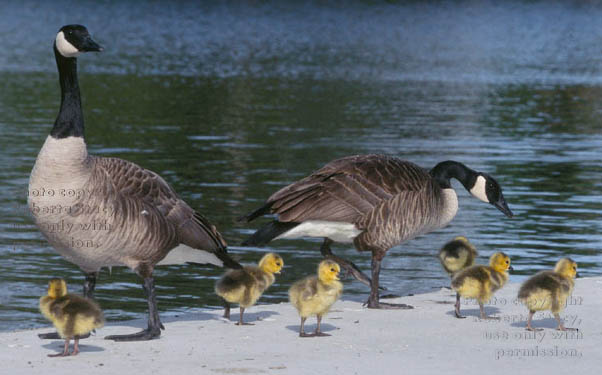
[518,258,578,331]
[39,278,104,357]
[451,252,512,319]
[215,252,283,325]
[438,236,478,310]
[289,259,343,337]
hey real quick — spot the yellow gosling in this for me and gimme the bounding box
[39,278,104,357]
[438,236,478,276]
[451,252,512,319]
[215,252,283,325]
[289,260,343,337]
[518,258,578,331]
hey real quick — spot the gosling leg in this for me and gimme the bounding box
[236,307,254,326]
[525,310,543,331]
[71,336,80,356]
[299,317,314,337]
[479,302,500,320]
[554,313,578,331]
[48,338,71,357]
[314,315,331,337]
[223,300,231,320]
[454,292,466,319]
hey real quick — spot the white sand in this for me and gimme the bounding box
[2,277,601,375]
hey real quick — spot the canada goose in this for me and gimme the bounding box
[518,258,578,331]
[289,259,343,337]
[28,25,241,341]
[215,252,283,325]
[451,252,512,319]
[438,236,478,311]
[39,278,104,357]
[240,155,513,309]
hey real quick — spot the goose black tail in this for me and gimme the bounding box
[237,202,274,223]
[242,221,299,247]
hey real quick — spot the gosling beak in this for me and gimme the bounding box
[81,35,103,52]
[508,265,514,271]
[576,272,581,278]
[492,196,513,218]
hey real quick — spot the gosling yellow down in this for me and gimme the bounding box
[39,278,104,357]
[451,252,512,319]
[215,252,283,325]
[289,259,343,337]
[518,258,578,331]
[438,236,478,312]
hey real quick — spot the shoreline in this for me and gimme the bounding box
[2,277,600,374]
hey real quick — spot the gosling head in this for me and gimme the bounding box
[453,236,470,244]
[47,278,68,299]
[489,252,513,273]
[554,258,578,279]
[318,260,341,283]
[258,253,284,275]
[469,173,513,218]
[55,24,103,58]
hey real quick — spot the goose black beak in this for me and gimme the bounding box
[493,197,513,218]
[81,36,103,52]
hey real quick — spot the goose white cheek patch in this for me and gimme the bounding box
[469,175,489,203]
[55,31,80,57]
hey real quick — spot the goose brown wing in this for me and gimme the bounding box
[263,154,431,223]
[88,157,227,252]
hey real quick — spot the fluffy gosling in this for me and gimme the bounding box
[289,259,343,337]
[39,278,104,357]
[518,258,578,331]
[451,252,512,319]
[215,252,283,325]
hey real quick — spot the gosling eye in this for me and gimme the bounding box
[330,268,335,272]
[275,262,281,266]
[505,260,509,264]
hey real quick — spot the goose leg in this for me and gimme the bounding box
[106,270,163,341]
[554,313,578,331]
[526,310,542,331]
[454,292,466,319]
[320,238,373,288]
[314,314,331,337]
[39,271,97,340]
[236,307,254,326]
[365,254,413,309]
[48,338,71,357]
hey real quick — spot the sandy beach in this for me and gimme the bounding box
[2,277,600,375]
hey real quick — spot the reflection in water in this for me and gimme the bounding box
[1,1,601,332]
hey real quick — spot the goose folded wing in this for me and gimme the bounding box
[89,157,227,252]
[266,155,431,224]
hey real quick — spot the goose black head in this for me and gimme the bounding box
[55,24,103,58]
[469,173,513,218]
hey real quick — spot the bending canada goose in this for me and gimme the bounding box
[241,154,513,309]
[215,252,283,325]
[40,278,104,357]
[438,236,478,311]
[451,252,512,319]
[518,258,578,331]
[289,259,343,337]
[28,25,241,341]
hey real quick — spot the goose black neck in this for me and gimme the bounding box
[50,44,84,139]
[429,161,478,190]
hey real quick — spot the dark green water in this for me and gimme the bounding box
[1,1,601,332]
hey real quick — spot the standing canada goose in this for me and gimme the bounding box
[289,259,343,337]
[215,252,284,325]
[438,236,478,313]
[240,155,513,309]
[518,258,578,331]
[451,252,512,319]
[40,278,104,357]
[28,25,241,341]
